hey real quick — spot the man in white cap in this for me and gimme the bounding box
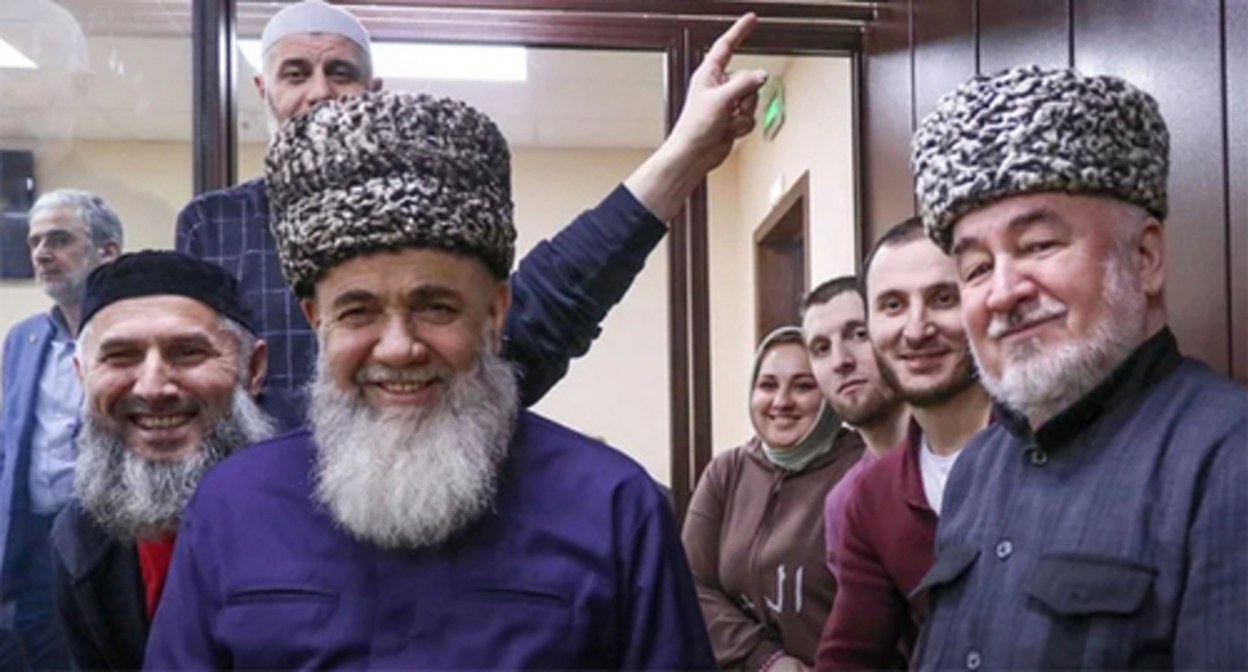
[176,0,767,429]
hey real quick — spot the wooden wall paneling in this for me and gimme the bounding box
[1075,0,1230,373]
[911,0,977,124]
[1228,0,1248,384]
[977,0,1070,75]
[859,0,915,256]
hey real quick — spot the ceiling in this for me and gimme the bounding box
[0,0,808,149]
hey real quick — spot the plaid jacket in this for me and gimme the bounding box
[176,179,666,429]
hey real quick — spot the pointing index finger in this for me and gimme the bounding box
[704,13,758,72]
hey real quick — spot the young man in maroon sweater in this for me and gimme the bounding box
[813,218,993,671]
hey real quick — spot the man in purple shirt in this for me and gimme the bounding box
[145,86,715,669]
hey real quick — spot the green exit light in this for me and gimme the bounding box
[765,96,783,127]
[761,78,785,140]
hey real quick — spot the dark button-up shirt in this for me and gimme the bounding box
[144,413,715,670]
[915,329,1248,670]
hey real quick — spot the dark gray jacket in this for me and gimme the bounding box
[50,502,146,671]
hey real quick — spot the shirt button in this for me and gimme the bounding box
[966,649,982,670]
[1029,449,1049,466]
[995,540,1013,560]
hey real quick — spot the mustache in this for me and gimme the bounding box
[987,297,1068,340]
[354,363,450,385]
[113,396,199,416]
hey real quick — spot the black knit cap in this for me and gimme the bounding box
[81,251,256,335]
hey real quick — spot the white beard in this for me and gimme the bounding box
[308,347,519,550]
[974,251,1147,426]
[75,386,275,542]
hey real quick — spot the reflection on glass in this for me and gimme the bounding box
[0,0,192,333]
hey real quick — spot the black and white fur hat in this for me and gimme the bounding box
[911,65,1169,253]
[266,90,515,297]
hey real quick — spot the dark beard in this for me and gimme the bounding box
[309,346,519,550]
[833,387,903,429]
[877,348,979,409]
[74,388,275,543]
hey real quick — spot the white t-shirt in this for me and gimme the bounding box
[919,435,962,515]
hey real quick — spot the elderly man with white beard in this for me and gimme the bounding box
[908,66,1248,670]
[143,89,715,670]
[48,251,277,671]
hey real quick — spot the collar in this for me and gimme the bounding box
[47,305,75,340]
[996,327,1183,451]
[897,419,932,513]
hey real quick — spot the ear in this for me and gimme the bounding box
[73,354,85,384]
[245,339,268,397]
[1134,218,1166,297]
[369,77,383,92]
[489,280,512,336]
[99,240,121,264]
[300,296,321,330]
[253,73,267,100]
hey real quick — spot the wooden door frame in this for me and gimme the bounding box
[753,172,811,342]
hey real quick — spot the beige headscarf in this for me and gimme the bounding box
[750,326,841,472]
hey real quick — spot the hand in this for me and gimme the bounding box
[669,13,768,174]
[623,13,769,222]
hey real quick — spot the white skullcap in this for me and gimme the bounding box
[260,1,371,56]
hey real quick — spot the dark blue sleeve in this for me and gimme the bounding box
[503,185,667,407]
[174,197,205,258]
[619,478,717,670]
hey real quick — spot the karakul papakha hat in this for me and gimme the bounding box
[266,90,516,297]
[911,65,1170,253]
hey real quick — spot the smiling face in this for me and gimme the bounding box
[803,291,900,427]
[951,192,1163,423]
[303,248,510,411]
[255,33,378,130]
[78,296,264,462]
[750,342,824,449]
[866,236,977,408]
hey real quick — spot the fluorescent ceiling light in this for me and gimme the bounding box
[238,40,526,82]
[0,38,37,69]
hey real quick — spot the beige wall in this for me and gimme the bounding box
[736,57,857,286]
[707,55,856,453]
[707,152,756,453]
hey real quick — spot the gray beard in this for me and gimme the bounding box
[308,349,519,550]
[75,386,275,543]
[974,252,1147,427]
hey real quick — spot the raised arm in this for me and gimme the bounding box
[501,14,767,406]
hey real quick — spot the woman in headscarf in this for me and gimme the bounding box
[683,326,865,672]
